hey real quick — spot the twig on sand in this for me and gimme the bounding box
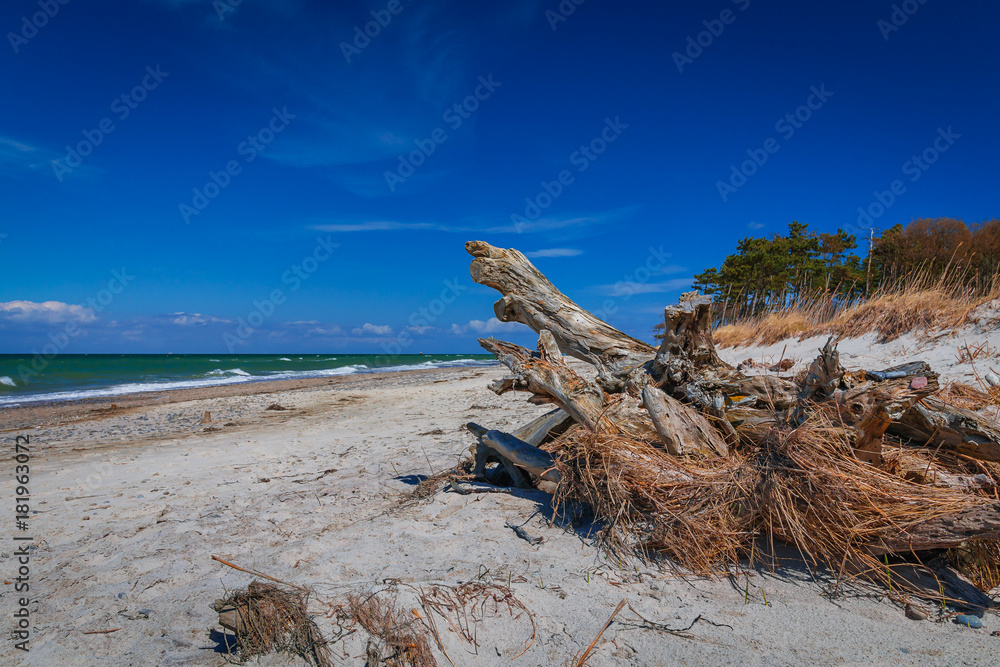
[622,604,734,639]
[211,555,309,592]
[413,606,456,667]
[575,598,627,666]
[82,628,120,635]
[505,521,544,546]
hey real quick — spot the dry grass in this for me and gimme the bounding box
[714,282,1000,348]
[938,381,1000,412]
[947,541,1000,592]
[215,581,332,667]
[552,414,999,599]
[346,591,437,667]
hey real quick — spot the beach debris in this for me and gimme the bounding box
[212,582,331,667]
[265,403,291,411]
[418,581,535,659]
[904,603,928,621]
[461,240,1000,608]
[574,599,627,666]
[81,628,121,635]
[954,614,984,629]
[345,591,436,667]
[506,520,544,546]
[200,410,212,424]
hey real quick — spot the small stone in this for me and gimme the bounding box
[954,614,983,629]
[905,603,927,621]
[910,376,928,390]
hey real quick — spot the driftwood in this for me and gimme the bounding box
[479,334,605,431]
[890,397,1000,462]
[869,502,1000,554]
[467,422,560,487]
[641,385,728,458]
[510,408,572,446]
[463,240,1000,606]
[833,362,939,465]
[467,241,654,391]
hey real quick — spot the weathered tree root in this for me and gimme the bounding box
[462,240,1000,604]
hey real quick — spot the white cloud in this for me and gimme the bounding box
[168,312,232,326]
[524,248,583,258]
[592,278,694,296]
[405,325,435,335]
[306,325,343,336]
[450,318,522,335]
[352,323,393,336]
[0,300,97,325]
[313,221,441,233]
[309,207,639,236]
[748,221,765,229]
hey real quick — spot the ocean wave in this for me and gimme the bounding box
[0,358,498,407]
[204,368,251,377]
[0,376,15,388]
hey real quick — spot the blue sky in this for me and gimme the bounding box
[1,0,997,353]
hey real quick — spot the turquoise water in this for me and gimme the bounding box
[0,354,497,407]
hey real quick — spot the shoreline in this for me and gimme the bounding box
[0,365,486,433]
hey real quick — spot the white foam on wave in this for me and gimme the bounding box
[0,376,15,387]
[0,358,498,407]
[204,368,251,377]
[279,357,292,361]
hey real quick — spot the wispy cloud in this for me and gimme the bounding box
[312,221,444,233]
[524,248,583,258]
[748,221,765,229]
[592,278,694,296]
[310,207,636,236]
[0,138,55,175]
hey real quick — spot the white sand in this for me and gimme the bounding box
[6,363,997,666]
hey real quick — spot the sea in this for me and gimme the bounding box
[0,354,498,407]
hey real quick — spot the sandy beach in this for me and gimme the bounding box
[2,354,996,666]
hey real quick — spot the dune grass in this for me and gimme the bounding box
[713,274,1000,348]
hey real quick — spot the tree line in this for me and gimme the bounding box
[692,218,1000,322]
